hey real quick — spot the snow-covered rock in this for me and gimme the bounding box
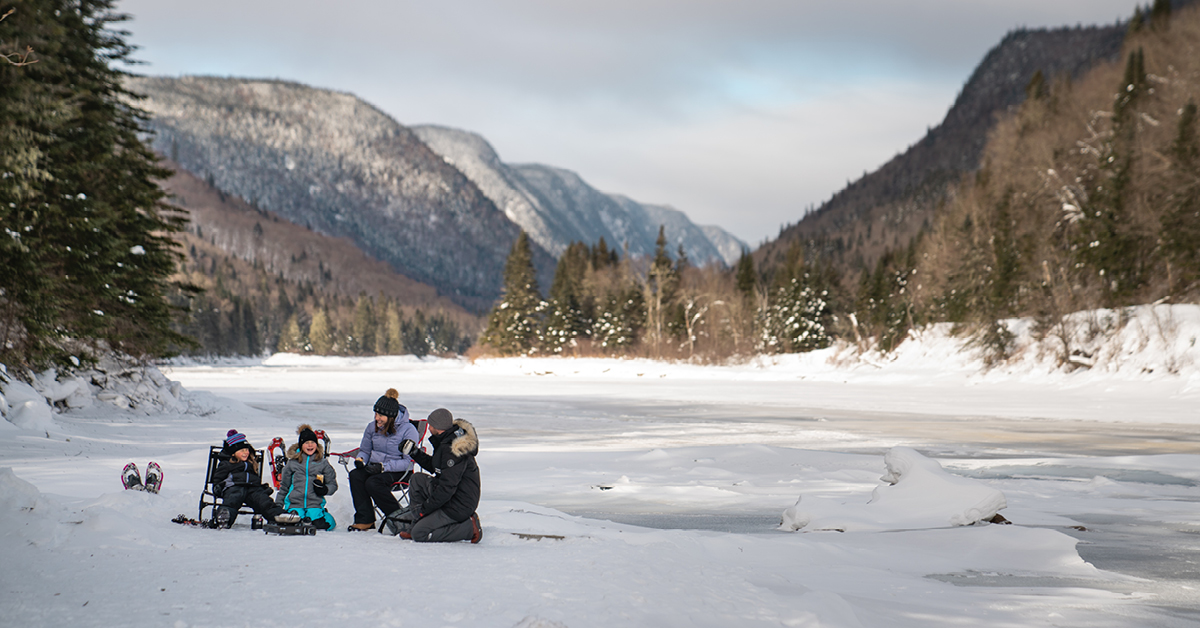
[0,379,56,433]
[781,447,1006,532]
[0,357,187,425]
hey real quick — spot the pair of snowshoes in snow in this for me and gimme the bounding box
[122,462,163,494]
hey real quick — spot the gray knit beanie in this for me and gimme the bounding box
[427,408,454,431]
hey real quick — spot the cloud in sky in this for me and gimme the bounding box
[115,0,1145,244]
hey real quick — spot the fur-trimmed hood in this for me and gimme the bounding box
[449,419,478,458]
[286,423,325,461]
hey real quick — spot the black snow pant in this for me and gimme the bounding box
[349,467,406,524]
[406,473,476,543]
[219,484,283,525]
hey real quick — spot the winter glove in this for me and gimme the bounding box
[399,439,416,456]
[354,458,364,470]
[365,462,384,475]
[313,478,328,496]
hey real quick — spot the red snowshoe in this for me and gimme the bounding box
[144,461,163,494]
[121,462,144,491]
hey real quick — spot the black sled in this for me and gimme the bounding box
[262,519,318,536]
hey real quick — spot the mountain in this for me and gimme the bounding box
[411,125,745,265]
[162,162,479,356]
[755,22,1129,275]
[127,76,554,312]
[163,162,473,316]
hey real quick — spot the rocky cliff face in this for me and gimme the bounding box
[756,22,1128,275]
[128,76,553,312]
[412,124,745,265]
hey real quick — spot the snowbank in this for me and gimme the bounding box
[833,303,1200,381]
[1,356,188,431]
[56,356,186,413]
[0,467,70,547]
[466,305,1200,387]
[0,376,56,433]
[781,447,1007,532]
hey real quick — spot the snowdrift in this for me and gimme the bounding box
[1,358,186,432]
[781,447,1007,532]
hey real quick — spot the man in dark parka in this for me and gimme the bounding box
[388,408,482,543]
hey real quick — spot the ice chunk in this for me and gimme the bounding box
[782,446,1006,532]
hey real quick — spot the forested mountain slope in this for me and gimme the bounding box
[755,21,1128,277]
[163,163,478,357]
[127,76,554,312]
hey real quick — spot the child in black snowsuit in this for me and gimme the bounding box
[211,431,299,527]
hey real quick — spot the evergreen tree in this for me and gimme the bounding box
[1163,100,1200,289]
[542,242,590,354]
[593,283,644,352]
[1074,48,1149,303]
[402,309,431,357]
[309,308,333,355]
[351,292,375,355]
[385,305,403,355]
[591,237,617,269]
[734,250,757,300]
[277,314,304,353]
[426,312,468,355]
[0,0,189,369]
[482,231,545,355]
[373,294,389,355]
[760,244,832,353]
[644,226,679,355]
[1150,0,1171,28]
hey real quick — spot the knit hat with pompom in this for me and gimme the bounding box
[373,388,401,419]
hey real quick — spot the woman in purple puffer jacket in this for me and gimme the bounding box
[347,388,418,531]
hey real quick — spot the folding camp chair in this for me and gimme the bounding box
[267,429,331,489]
[198,446,266,527]
[329,418,428,526]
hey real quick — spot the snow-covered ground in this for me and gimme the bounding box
[3,306,1200,627]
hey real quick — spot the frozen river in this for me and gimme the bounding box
[165,356,1200,625]
[4,353,1199,627]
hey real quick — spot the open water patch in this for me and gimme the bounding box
[564,511,782,534]
[955,465,1197,487]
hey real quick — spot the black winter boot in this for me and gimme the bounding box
[382,510,412,536]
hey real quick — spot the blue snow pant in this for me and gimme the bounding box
[286,506,336,530]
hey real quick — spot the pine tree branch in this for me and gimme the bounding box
[1,8,40,66]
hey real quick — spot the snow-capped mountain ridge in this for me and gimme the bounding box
[413,124,745,265]
[127,76,554,312]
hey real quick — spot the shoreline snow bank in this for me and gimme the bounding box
[464,304,1200,384]
[1,356,189,431]
[781,447,1007,532]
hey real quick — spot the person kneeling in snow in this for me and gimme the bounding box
[275,424,339,530]
[212,431,299,528]
[385,408,482,543]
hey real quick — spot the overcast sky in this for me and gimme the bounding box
[114,1,1145,245]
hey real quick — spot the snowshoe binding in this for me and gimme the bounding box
[121,462,144,491]
[144,461,163,494]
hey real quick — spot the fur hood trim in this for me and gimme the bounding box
[286,441,325,460]
[450,419,478,457]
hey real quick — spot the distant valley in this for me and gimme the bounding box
[412,125,745,265]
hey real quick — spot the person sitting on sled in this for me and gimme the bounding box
[212,431,299,528]
[275,424,339,530]
[384,408,482,543]
[347,388,420,531]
